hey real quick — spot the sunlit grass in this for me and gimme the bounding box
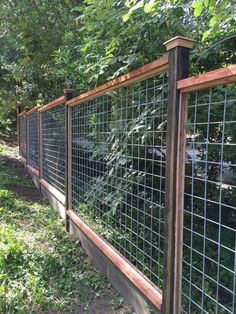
[0,143,129,313]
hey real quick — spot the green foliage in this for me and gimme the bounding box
[0,144,127,312]
[191,0,236,40]
[182,85,236,312]
[124,0,236,41]
[0,145,5,154]
[72,78,235,312]
[0,0,235,135]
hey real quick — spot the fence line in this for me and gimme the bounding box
[18,110,27,162]
[26,107,39,173]
[178,75,236,313]
[18,36,236,314]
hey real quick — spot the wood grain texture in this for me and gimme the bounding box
[67,56,168,107]
[178,64,236,92]
[67,209,162,311]
[38,96,65,112]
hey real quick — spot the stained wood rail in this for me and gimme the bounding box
[178,64,236,92]
[39,96,65,112]
[39,178,65,205]
[67,55,168,107]
[25,106,39,115]
[20,157,26,164]
[27,164,39,177]
[67,208,163,311]
[18,110,26,116]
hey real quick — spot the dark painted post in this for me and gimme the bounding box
[163,36,195,314]
[26,113,29,166]
[64,89,73,232]
[24,111,28,165]
[39,110,43,187]
[17,106,21,156]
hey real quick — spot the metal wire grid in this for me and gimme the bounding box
[71,73,168,288]
[42,103,65,195]
[182,85,236,313]
[28,111,39,170]
[19,114,27,159]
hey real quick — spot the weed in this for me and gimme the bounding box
[0,143,131,313]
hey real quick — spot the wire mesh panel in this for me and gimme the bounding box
[28,110,39,170]
[42,104,65,195]
[182,85,236,313]
[19,114,27,159]
[71,73,168,288]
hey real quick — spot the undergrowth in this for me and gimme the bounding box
[0,144,130,313]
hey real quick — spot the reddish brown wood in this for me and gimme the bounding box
[26,115,29,165]
[39,178,65,205]
[64,89,74,232]
[164,36,195,51]
[38,96,65,112]
[67,209,162,311]
[68,56,168,107]
[163,43,192,314]
[20,157,26,164]
[25,106,39,115]
[27,164,39,177]
[173,92,187,310]
[39,112,43,181]
[178,64,236,92]
[18,110,26,117]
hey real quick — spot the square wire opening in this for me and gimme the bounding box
[71,73,168,288]
[28,111,39,170]
[42,103,66,194]
[182,85,236,314]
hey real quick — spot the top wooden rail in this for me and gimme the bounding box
[25,106,39,115]
[67,55,168,107]
[39,96,65,112]
[18,110,26,117]
[178,64,236,93]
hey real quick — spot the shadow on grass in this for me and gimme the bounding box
[0,153,43,203]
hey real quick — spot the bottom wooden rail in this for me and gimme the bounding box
[20,157,26,164]
[39,178,65,205]
[67,208,163,311]
[27,164,39,177]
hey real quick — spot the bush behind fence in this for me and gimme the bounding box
[18,37,236,314]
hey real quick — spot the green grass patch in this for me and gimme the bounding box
[0,144,5,154]
[0,145,129,313]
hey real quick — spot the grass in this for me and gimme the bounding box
[0,141,132,313]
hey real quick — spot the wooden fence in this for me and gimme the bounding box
[18,36,236,314]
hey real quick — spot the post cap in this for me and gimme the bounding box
[164,36,195,51]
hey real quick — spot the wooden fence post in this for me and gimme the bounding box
[18,116,21,157]
[17,105,21,156]
[26,114,29,166]
[64,89,74,232]
[162,36,195,314]
[39,110,43,186]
